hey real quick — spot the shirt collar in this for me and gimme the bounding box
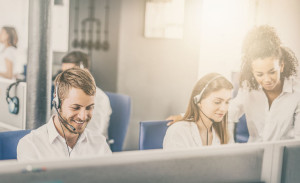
[47,115,88,144]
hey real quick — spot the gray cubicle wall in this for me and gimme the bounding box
[0,145,265,183]
[268,140,300,183]
[280,144,300,183]
[0,79,26,130]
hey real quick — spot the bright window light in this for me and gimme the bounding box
[198,0,253,79]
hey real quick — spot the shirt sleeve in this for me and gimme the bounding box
[228,88,245,123]
[227,127,235,144]
[294,100,300,139]
[163,124,189,150]
[17,135,39,162]
[3,47,16,63]
[97,134,112,155]
[103,141,113,154]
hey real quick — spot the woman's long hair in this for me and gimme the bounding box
[181,73,233,144]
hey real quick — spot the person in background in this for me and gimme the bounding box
[163,73,234,150]
[0,26,18,79]
[53,51,112,140]
[167,25,300,143]
[17,68,112,162]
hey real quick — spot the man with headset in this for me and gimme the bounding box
[17,68,112,161]
[53,51,112,140]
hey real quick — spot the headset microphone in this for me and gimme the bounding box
[199,108,216,123]
[54,106,76,132]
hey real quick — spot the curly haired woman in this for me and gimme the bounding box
[229,25,300,142]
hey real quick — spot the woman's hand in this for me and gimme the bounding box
[166,114,182,126]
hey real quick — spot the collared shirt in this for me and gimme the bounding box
[163,121,234,150]
[17,116,112,162]
[86,87,112,139]
[229,77,300,142]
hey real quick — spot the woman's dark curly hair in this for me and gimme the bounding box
[240,25,298,90]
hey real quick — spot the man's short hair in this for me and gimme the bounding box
[54,68,96,103]
[62,51,89,69]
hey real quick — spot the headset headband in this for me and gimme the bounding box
[193,75,223,104]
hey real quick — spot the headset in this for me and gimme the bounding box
[192,75,223,145]
[193,75,223,105]
[193,75,223,124]
[52,82,76,132]
[6,80,21,115]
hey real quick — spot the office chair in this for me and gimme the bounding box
[139,120,169,150]
[105,92,131,152]
[0,130,31,160]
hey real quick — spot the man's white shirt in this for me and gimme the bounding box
[17,115,112,162]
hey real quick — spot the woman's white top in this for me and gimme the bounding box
[229,77,300,142]
[0,46,17,74]
[163,121,233,150]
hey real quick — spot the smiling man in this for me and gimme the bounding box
[17,68,112,162]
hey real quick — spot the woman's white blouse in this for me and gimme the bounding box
[229,77,300,142]
[163,121,233,150]
[0,46,17,73]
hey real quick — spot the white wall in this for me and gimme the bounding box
[118,0,201,150]
[68,0,121,92]
[198,0,253,79]
[266,0,300,60]
[198,0,300,80]
[0,0,29,73]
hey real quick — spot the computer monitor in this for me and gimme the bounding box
[0,144,265,183]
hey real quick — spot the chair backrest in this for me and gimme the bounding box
[0,130,31,160]
[234,114,249,143]
[139,120,169,150]
[105,92,131,152]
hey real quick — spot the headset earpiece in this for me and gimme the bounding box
[53,82,61,109]
[193,75,223,104]
[52,82,76,132]
[79,61,84,69]
[193,95,200,105]
[6,81,20,115]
